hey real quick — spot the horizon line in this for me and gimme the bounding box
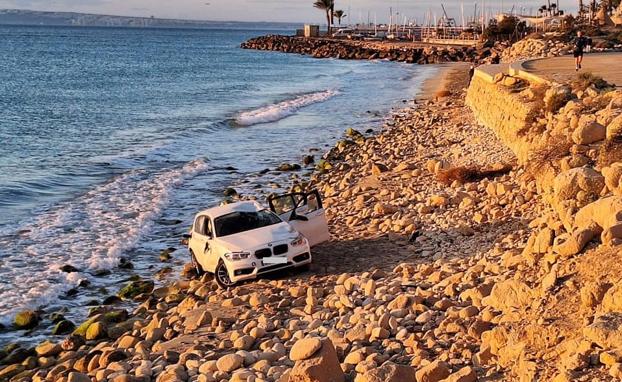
[0,8,311,25]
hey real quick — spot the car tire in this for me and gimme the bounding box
[215,260,235,289]
[190,250,205,277]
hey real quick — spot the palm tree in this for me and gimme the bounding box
[314,0,335,33]
[333,10,347,25]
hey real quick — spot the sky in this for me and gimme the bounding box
[0,0,576,23]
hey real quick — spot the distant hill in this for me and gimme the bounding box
[0,9,300,30]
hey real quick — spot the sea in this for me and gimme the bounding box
[0,24,437,345]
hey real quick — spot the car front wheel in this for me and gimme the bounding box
[215,260,235,289]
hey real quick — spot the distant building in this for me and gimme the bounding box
[304,25,320,38]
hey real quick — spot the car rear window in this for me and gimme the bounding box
[214,210,282,237]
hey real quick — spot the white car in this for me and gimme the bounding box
[188,190,330,288]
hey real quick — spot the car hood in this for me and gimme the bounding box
[214,222,297,251]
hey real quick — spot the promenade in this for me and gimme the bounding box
[521,52,622,87]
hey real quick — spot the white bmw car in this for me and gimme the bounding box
[187,190,330,288]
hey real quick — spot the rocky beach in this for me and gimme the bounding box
[4,32,622,382]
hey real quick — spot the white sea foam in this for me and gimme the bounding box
[235,89,339,126]
[0,159,208,324]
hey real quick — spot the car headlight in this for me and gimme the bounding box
[224,252,251,261]
[290,234,307,247]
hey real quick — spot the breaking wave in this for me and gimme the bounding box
[234,89,339,126]
[0,159,208,324]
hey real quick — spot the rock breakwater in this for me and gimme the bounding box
[241,35,492,64]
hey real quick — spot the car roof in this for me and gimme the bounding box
[197,200,265,219]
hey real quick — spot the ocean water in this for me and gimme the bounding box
[0,24,437,344]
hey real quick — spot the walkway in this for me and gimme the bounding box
[521,52,622,87]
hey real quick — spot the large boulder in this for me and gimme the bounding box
[481,279,536,313]
[602,163,622,195]
[574,196,622,246]
[442,366,477,382]
[607,114,622,139]
[118,280,154,300]
[601,284,622,313]
[572,120,606,145]
[35,341,62,357]
[289,339,344,382]
[553,167,605,205]
[290,338,323,361]
[13,310,40,329]
[85,321,107,340]
[415,360,450,382]
[583,313,622,348]
[354,363,416,382]
[216,354,243,373]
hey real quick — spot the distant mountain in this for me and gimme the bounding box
[0,9,300,30]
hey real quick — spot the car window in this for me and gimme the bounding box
[214,210,282,237]
[194,215,207,235]
[307,193,319,212]
[271,195,296,215]
[194,215,213,237]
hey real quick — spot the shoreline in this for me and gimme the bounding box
[0,63,447,343]
[0,61,527,381]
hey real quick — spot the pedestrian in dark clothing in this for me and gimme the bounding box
[573,31,589,71]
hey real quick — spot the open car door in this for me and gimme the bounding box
[268,190,330,247]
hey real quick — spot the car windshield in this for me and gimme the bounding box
[214,210,282,237]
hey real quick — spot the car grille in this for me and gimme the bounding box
[273,244,288,255]
[255,248,272,259]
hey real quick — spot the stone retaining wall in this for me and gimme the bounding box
[467,62,622,257]
[465,68,542,164]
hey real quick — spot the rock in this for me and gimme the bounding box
[52,319,75,335]
[583,313,622,348]
[216,354,244,373]
[277,163,302,171]
[60,264,79,273]
[67,372,91,382]
[611,363,622,379]
[303,155,315,165]
[481,279,535,313]
[574,196,622,246]
[290,337,323,361]
[607,114,622,139]
[62,335,85,351]
[442,366,477,382]
[371,163,389,176]
[234,335,254,350]
[553,167,604,207]
[223,187,238,197]
[85,321,107,340]
[13,310,40,329]
[289,339,344,382]
[0,365,25,381]
[35,341,62,357]
[572,121,606,144]
[354,363,416,382]
[118,280,154,299]
[587,282,616,311]
[415,360,450,382]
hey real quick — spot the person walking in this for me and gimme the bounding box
[573,31,589,71]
